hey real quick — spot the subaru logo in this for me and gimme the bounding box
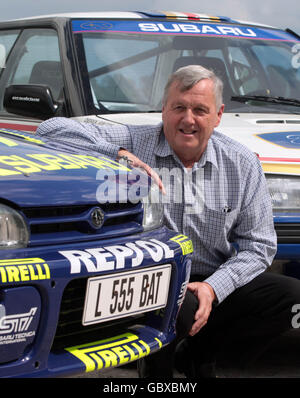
[90,207,105,228]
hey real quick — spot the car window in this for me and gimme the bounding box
[227,46,263,95]
[0,30,20,69]
[251,44,300,98]
[83,34,160,112]
[74,20,300,115]
[0,28,63,116]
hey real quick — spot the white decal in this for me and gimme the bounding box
[287,134,300,144]
[0,307,37,345]
[138,23,257,37]
[60,239,175,274]
[0,307,37,334]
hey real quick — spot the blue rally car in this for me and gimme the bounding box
[0,128,192,377]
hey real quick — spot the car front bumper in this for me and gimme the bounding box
[0,227,192,378]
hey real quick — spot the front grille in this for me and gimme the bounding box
[275,223,300,243]
[21,202,144,246]
[51,278,146,351]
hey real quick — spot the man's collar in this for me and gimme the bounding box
[154,124,173,158]
[154,125,219,171]
[201,137,219,171]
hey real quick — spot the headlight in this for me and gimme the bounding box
[0,204,29,249]
[142,182,164,231]
[266,175,300,212]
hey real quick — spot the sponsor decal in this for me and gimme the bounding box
[11,96,40,103]
[0,152,130,176]
[80,22,114,31]
[0,123,37,132]
[0,258,50,284]
[176,258,192,306]
[72,20,297,42]
[59,238,175,274]
[256,131,300,149]
[0,307,37,345]
[139,10,222,21]
[170,234,194,255]
[137,22,257,37]
[0,136,19,147]
[261,162,300,175]
[66,332,162,372]
[256,132,300,175]
[0,129,43,145]
[177,280,188,306]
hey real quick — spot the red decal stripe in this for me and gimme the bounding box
[184,12,199,20]
[0,122,37,132]
[259,157,300,162]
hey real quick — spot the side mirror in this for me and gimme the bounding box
[4,84,60,120]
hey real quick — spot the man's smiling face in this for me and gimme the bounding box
[162,78,224,167]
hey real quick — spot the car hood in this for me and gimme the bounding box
[89,112,300,176]
[0,129,143,207]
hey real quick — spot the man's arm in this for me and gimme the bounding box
[37,117,165,192]
[187,154,276,335]
[37,117,133,159]
[117,149,166,194]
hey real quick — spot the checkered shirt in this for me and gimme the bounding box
[37,117,277,303]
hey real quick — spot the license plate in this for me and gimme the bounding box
[82,264,172,326]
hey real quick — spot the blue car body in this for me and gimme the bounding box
[0,129,192,377]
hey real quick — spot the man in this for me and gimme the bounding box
[37,65,300,377]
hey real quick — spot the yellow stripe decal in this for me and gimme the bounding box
[0,137,19,147]
[170,234,194,255]
[155,337,163,348]
[0,129,44,145]
[262,163,300,175]
[0,258,46,265]
[66,332,161,372]
[0,258,50,283]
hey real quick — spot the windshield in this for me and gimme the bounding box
[73,19,300,114]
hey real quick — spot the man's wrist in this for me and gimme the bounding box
[117,148,128,159]
[202,282,217,304]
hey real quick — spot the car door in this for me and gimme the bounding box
[0,27,65,132]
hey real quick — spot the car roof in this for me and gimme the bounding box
[1,11,276,29]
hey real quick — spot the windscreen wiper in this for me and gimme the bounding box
[231,95,300,107]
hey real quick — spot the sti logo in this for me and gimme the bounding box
[256,132,300,149]
[0,307,37,334]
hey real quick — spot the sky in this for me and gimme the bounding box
[0,0,299,34]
